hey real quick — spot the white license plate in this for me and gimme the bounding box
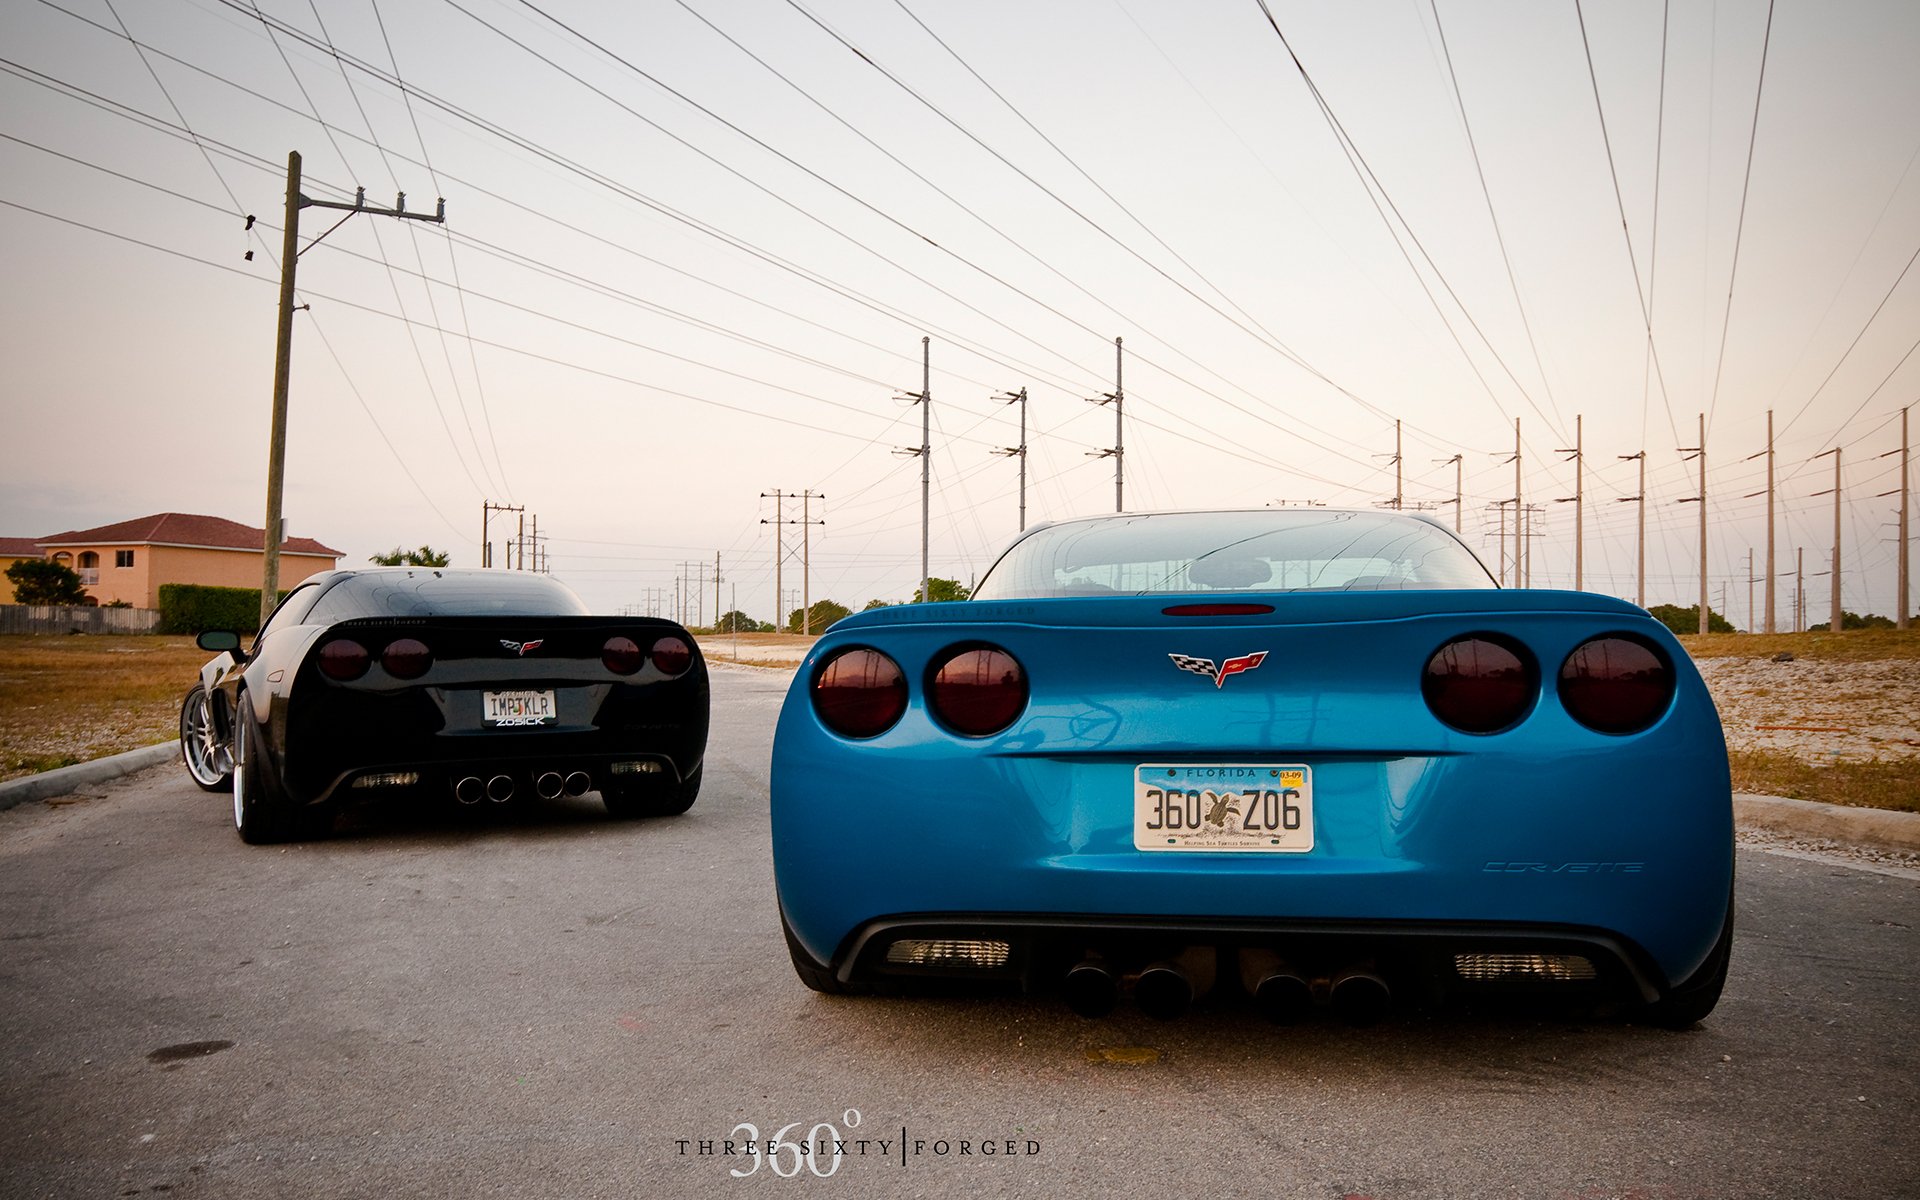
[482,690,557,727]
[1133,763,1314,852]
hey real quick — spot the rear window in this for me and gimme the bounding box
[972,510,1497,600]
[305,570,593,623]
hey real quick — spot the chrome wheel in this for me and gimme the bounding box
[179,684,233,792]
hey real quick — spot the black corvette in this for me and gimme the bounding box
[178,568,709,843]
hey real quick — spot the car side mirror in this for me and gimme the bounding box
[197,630,243,654]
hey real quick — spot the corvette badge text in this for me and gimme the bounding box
[675,1110,1041,1178]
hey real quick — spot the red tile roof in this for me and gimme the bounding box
[0,537,43,557]
[36,513,341,558]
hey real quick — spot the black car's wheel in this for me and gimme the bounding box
[780,904,866,995]
[179,683,233,792]
[601,763,701,819]
[1642,895,1734,1030]
[232,699,326,844]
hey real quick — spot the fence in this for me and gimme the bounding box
[0,605,162,635]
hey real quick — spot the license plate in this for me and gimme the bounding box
[482,690,557,727]
[1133,763,1313,852]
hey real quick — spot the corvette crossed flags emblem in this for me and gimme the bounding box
[1169,651,1268,689]
[500,639,545,656]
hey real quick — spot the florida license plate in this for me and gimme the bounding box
[1133,763,1314,852]
[482,689,557,727]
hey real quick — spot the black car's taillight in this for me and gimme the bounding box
[813,648,907,738]
[1422,634,1536,734]
[927,646,1027,737]
[381,637,432,680]
[317,638,371,681]
[603,636,644,675]
[1558,635,1674,734]
[651,636,693,677]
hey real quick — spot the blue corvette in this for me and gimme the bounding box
[771,510,1732,1027]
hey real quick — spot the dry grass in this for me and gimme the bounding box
[0,634,207,783]
[1729,747,1920,814]
[1678,628,1920,663]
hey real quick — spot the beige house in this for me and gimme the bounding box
[0,537,42,604]
[29,513,342,609]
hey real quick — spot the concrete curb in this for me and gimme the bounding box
[0,741,181,812]
[1734,792,1920,854]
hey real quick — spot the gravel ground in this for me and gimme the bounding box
[1695,655,1920,764]
[1734,824,1920,879]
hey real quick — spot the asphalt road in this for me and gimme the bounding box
[1,665,1915,1200]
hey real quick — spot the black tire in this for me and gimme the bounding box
[780,904,865,995]
[179,683,233,792]
[232,700,327,844]
[1642,895,1734,1030]
[601,763,701,819]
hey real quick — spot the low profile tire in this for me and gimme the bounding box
[601,763,702,819]
[780,905,866,996]
[1642,894,1734,1030]
[179,684,233,792]
[232,701,327,845]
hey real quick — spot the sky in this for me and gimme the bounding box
[2,0,1916,630]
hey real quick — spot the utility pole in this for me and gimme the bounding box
[1087,336,1125,513]
[993,387,1029,531]
[1747,549,1756,633]
[1436,455,1463,532]
[1765,410,1777,633]
[764,491,824,629]
[1493,500,1510,586]
[1618,451,1646,607]
[1508,420,1522,588]
[258,151,444,626]
[1557,414,1583,590]
[1679,413,1707,635]
[761,489,784,631]
[530,514,539,574]
[1813,448,1842,633]
[1886,406,1911,630]
[714,551,722,630]
[481,501,522,568]
[894,339,931,606]
[515,511,526,570]
[1795,547,1805,633]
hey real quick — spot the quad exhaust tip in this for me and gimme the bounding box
[1134,961,1194,1021]
[485,774,514,804]
[535,771,565,800]
[1330,967,1392,1027]
[454,776,484,806]
[1240,949,1314,1025]
[564,771,592,797]
[1063,959,1119,1019]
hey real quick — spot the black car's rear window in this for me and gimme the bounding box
[972,510,1497,600]
[305,570,593,623]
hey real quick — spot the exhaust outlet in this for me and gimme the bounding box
[485,774,514,804]
[1330,965,1391,1027]
[1063,958,1119,1019]
[1134,962,1193,1021]
[535,771,564,800]
[563,771,592,797]
[1239,949,1314,1025]
[454,776,484,806]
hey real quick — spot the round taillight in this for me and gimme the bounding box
[1559,635,1674,734]
[317,638,370,681]
[1422,635,1536,734]
[381,637,432,680]
[813,648,907,738]
[651,636,693,676]
[603,636,644,675]
[928,646,1027,737]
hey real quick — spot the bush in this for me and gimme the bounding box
[1648,603,1734,636]
[5,558,89,605]
[157,583,287,635]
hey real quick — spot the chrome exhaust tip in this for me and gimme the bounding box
[1330,967,1391,1027]
[535,771,564,800]
[1063,959,1119,1019]
[485,774,514,803]
[1240,949,1314,1025]
[563,770,592,797]
[1134,961,1194,1021]
[454,776,484,806]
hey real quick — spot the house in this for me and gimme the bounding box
[0,537,44,604]
[29,513,342,609]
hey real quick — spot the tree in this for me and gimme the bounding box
[1809,610,1897,632]
[1647,603,1734,636]
[911,577,971,604]
[715,609,757,633]
[787,599,851,633]
[370,545,451,567]
[5,558,89,605]
[862,598,893,611]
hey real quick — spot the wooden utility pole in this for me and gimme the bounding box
[993,387,1029,531]
[1087,337,1125,512]
[481,501,522,568]
[1393,420,1404,509]
[761,489,784,631]
[714,551,722,630]
[1813,448,1842,633]
[1898,407,1912,630]
[1747,548,1756,632]
[1764,410,1777,633]
[895,341,931,606]
[1557,414,1584,590]
[1512,420,1523,588]
[1795,547,1805,633]
[1618,451,1646,607]
[259,151,444,626]
[1437,455,1463,532]
[1679,414,1707,634]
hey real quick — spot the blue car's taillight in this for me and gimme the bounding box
[813,648,907,738]
[1559,635,1674,734]
[927,646,1027,737]
[1422,634,1536,734]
